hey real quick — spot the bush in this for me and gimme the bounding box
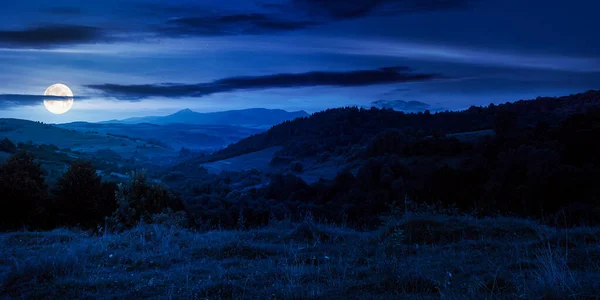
[51,160,117,229]
[109,170,187,231]
[150,209,189,229]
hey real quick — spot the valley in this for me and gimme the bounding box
[1,91,600,299]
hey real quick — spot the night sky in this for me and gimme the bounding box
[1,0,599,123]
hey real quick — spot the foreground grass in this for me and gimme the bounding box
[1,214,599,299]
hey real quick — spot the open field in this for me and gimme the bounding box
[1,214,598,299]
[201,147,283,174]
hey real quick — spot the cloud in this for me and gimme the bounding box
[370,99,443,112]
[154,0,477,38]
[0,25,106,48]
[0,95,86,109]
[275,0,477,20]
[86,66,442,100]
[159,13,321,36]
[0,1,479,49]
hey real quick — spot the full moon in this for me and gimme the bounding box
[43,83,74,114]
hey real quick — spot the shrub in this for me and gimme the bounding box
[109,170,187,230]
[150,209,189,229]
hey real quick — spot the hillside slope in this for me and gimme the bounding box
[0,119,173,158]
[165,90,600,229]
[57,122,263,151]
[192,90,600,164]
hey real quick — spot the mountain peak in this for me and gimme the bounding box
[178,108,194,113]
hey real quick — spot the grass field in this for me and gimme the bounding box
[201,147,283,174]
[2,213,598,299]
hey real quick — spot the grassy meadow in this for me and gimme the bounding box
[1,212,599,299]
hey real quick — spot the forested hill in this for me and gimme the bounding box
[197,90,600,162]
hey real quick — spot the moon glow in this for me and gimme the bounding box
[43,84,74,114]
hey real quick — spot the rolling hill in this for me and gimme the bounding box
[0,118,173,158]
[159,90,600,230]
[57,122,263,152]
[192,89,600,164]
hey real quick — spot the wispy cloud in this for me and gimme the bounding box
[305,37,600,72]
[0,94,86,109]
[159,13,321,36]
[86,66,442,100]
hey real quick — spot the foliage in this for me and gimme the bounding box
[365,129,405,157]
[51,160,117,229]
[0,152,48,230]
[0,138,17,153]
[150,209,189,229]
[193,90,600,164]
[173,93,600,228]
[109,170,187,230]
[2,90,600,231]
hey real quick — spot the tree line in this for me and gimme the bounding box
[0,149,187,232]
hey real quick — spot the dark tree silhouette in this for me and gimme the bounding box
[493,111,518,137]
[110,170,186,230]
[52,160,117,229]
[0,152,48,230]
[0,138,17,153]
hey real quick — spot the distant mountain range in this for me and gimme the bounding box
[100,108,309,128]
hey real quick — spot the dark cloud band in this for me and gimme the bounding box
[85,67,442,100]
[0,25,105,48]
[160,13,321,36]
[157,0,477,37]
[0,0,477,49]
